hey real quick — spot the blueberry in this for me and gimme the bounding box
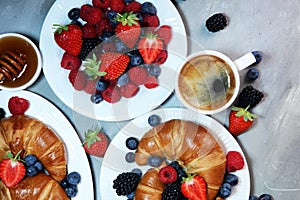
[100,31,114,41]
[65,185,78,198]
[219,183,232,198]
[90,93,103,104]
[107,10,117,20]
[141,2,157,15]
[125,152,135,163]
[125,137,139,150]
[115,39,128,52]
[68,8,80,21]
[251,51,263,66]
[246,68,259,82]
[148,115,160,126]
[135,13,144,22]
[117,73,130,86]
[249,195,258,200]
[60,178,69,189]
[131,168,143,177]
[177,169,188,181]
[224,173,239,186]
[258,194,274,200]
[96,80,108,91]
[34,161,44,171]
[148,64,161,77]
[130,54,142,66]
[127,191,135,199]
[26,165,39,177]
[67,171,81,185]
[0,108,6,120]
[70,20,82,27]
[147,155,163,167]
[169,161,182,171]
[124,0,134,3]
[24,154,38,167]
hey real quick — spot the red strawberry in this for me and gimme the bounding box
[60,52,82,70]
[102,84,121,103]
[92,0,110,9]
[85,7,103,25]
[142,14,160,28]
[83,128,109,157]
[8,96,29,115]
[84,79,97,94]
[228,106,257,136]
[109,0,126,13]
[156,25,172,45]
[138,33,163,64]
[128,66,148,85]
[226,151,245,172]
[115,12,141,48]
[0,151,26,188]
[154,49,168,64]
[82,23,98,38]
[120,81,139,98]
[144,76,159,89]
[125,1,142,13]
[159,165,177,184]
[68,70,87,91]
[54,24,83,56]
[181,174,207,200]
[99,52,130,80]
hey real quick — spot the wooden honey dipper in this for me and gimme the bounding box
[0,50,27,81]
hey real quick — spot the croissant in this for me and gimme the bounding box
[0,115,68,199]
[134,119,226,200]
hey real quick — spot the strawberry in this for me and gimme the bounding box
[181,174,207,200]
[115,12,141,48]
[8,96,29,115]
[60,52,82,70]
[120,81,139,98]
[109,0,126,13]
[226,151,245,172]
[53,24,83,56]
[159,165,177,184]
[99,52,130,80]
[138,33,163,64]
[102,84,121,103]
[83,128,109,157]
[154,49,168,64]
[92,0,110,9]
[144,76,159,89]
[128,66,148,85]
[0,151,26,188]
[156,25,172,45]
[228,106,257,136]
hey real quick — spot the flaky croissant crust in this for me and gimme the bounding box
[134,119,226,200]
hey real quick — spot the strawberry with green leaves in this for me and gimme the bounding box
[0,151,26,188]
[83,128,109,157]
[138,33,163,64]
[181,174,207,200]
[115,12,141,48]
[53,24,83,56]
[228,106,257,136]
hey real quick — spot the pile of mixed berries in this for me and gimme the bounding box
[53,0,173,104]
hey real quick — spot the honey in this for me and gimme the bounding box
[0,36,38,88]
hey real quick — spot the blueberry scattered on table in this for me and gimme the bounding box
[251,51,263,66]
[258,194,274,200]
[246,68,260,82]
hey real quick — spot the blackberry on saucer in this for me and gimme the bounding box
[235,85,264,109]
[113,172,141,196]
[161,181,187,200]
[205,13,228,32]
[78,38,102,60]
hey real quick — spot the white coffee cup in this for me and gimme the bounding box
[175,50,257,115]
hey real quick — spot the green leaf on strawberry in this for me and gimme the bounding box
[83,53,107,80]
[83,127,109,157]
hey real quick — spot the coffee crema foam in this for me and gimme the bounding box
[178,55,236,111]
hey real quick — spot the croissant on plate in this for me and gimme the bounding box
[134,119,226,200]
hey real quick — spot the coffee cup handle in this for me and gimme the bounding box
[233,52,258,71]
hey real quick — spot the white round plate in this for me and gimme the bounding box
[40,0,187,121]
[0,90,94,200]
[100,108,250,200]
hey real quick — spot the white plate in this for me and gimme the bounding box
[40,0,187,121]
[0,90,94,200]
[100,108,250,200]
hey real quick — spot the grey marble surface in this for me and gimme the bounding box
[1,0,300,199]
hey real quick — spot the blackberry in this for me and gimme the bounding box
[161,181,187,200]
[205,13,228,32]
[78,38,102,60]
[0,108,6,120]
[235,85,264,109]
[112,172,140,196]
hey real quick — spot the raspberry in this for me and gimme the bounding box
[128,66,148,85]
[226,151,245,172]
[84,79,97,94]
[205,13,228,33]
[154,49,168,64]
[8,96,30,115]
[92,0,110,9]
[68,70,87,91]
[101,84,121,103]
[120,81,139,98]
[96,18,114,36]
[60,52,82,70]
[85,7,103,24]
[144,76,159,89]
[156,25,172,45]
[142,14,160,28]
[80,4,93,22]
[125,1,142,13]
[82,23,98,38]
[109,0,126,13]
[159,165,177,184]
